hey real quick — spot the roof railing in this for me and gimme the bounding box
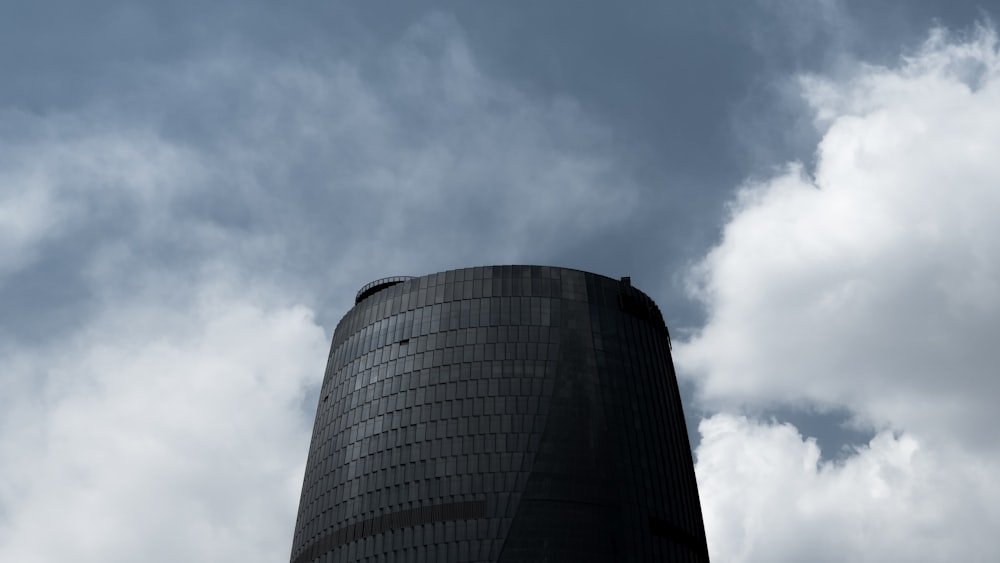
[355,276,416,304]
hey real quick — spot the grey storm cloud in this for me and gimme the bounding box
[0,12,643,562]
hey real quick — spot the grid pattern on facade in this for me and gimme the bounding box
[289,266,709,562]
[292,501,486,563]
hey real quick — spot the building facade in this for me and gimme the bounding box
[289,266,708,562]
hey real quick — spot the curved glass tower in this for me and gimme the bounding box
[290,266,708,562]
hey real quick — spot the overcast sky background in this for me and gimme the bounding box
[2,1,999,561]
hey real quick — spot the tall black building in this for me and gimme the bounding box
[290,266,708,562]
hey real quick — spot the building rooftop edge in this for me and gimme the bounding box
[354,265,642,305]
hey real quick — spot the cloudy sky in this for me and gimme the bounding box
[2,1,999,561]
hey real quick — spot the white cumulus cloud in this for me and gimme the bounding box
[677,23,1000,562]
[680,24,1000,445]
[696,414,999,563]
[0,282,328,563]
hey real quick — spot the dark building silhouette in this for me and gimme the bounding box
[290,266,708,562]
